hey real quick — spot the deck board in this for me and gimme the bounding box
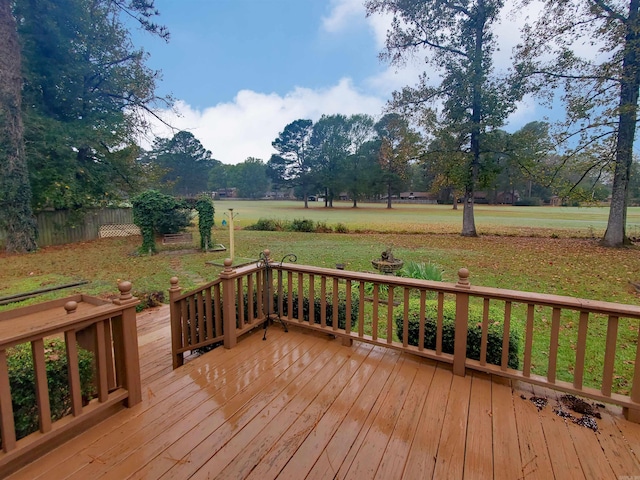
[8,305,640,480]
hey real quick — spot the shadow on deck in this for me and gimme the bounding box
[7,305,640,480]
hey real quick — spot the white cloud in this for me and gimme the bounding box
[144,78,385,164]
[322,0,366,33]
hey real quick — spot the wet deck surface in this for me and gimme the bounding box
[7,305,640,479]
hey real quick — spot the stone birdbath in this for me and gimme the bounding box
[371,247,404,275]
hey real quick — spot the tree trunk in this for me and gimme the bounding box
[0,0,37,252]
[461,0,485,238]
[386,182,392,209]
[602,0,640,247]
[304,192,309,208]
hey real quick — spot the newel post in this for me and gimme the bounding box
[112,281,142,406]
[453,268,471,377]
[220,259,238,349]
[169,277,183,369]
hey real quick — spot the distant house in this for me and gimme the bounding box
[214,188,237,198]
[400,192,438,202]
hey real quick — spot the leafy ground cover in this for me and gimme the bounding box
[2,201,639,393]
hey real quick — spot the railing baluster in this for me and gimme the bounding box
[548,307,561,384]
[602,315,619,397]
[418,290,426,351]
[189,295,198,345]
[298,273,305,324]
[358,282,365,338]
[573,311,589,389]
[0,348,16,453]
[247,275,255,323]
[523,304,535,377]
[372,284,379,341]
[502,301,512,371]
[236,278,244,327]
[197,292,205,343]
[480,299,490,366]
[346,280,352,335]
[65,330,83,416]
[95,320,109,403]
[31,339,52,433]
[309,274,315,324]
[333,277,339,331]
[205,288,214,340]
[387,286,394,344]
[320,276,327,327]
[402,288,410,348]
[214,284,222,337]
[180,299,188,351]
[256,270,264,320]
[436,292,444,355]
[277,271,284,318]
[287,271,293,318]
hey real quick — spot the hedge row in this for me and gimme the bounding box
[245,218,349,234]
[6,339,94,442]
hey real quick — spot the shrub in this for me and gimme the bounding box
[134,290,165,312]
[334,223,349,233]
[246,218,281,231]
[398,261,444,282]
[7,339,94,440]
[289,218,315,232]
[315,221,333,233]
[396,299,520,369]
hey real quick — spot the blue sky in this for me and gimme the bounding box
[133,0,543,164]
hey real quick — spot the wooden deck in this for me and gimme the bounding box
[7,305,640,479]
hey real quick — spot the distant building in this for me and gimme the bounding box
[400,192,438,203]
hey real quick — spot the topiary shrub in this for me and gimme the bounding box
[195,194,215,251]
[132,190,191,254]
[396,299,520,369]
[7,339,94,441]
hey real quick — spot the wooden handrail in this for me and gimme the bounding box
[0,282,141,471]
[169,250,640,422]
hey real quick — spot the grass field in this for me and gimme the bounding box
[2,200,640,393]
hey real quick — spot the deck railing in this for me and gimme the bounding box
[0,282,141,472]
[169,250,640,422]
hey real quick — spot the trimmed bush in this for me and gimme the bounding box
[245,218,280,231]
[7,339,94,440]
[334,223,349,233]
[396,299,520,369]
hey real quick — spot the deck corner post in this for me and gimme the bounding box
[624,407,640,423]
[453,268,471,376]
[113,281,142,406]
[220,259,238,349]
[169,277,183,369]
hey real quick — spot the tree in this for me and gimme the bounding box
[375,114,422,208]
[366,0,520,234]
[0,0,37,252]
[310,114,351,207]
[15,0,169,210]
[341,114,377,207]
[268,119,315,207]
[146,131,213,196]
[228,158,270,198]
[515,0,640,246]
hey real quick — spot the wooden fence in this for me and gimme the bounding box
[169,249,640,423]
[0,208,135,248]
